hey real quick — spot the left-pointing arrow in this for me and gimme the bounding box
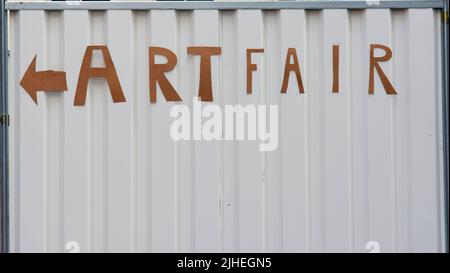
[20,55,68,105]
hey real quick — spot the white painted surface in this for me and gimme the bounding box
[7,8,445,252]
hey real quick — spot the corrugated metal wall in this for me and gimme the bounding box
[7,7,445,252]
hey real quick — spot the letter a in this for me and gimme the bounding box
[281,48,304,94]
[74,45,126,106]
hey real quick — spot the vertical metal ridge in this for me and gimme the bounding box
[0,0,9,253]
[87,10,111,252]
[173,10,180,252]
[189,10,197,252]
[396,9,413,251]
[349,9,357,252]
[440,0,449,253]
[260,9,267,253]
[432,8,442,252]
[363,9,371,250]
[361,9,370,250]
[189,10,196,252]
[432,8,445,252]
[102,10,109,252]
[303,9,310,253]
[44,10,65,253]
[232,11,239,251]
[41,10,48,253]
[130,10,138,253]
[217,9,224,252]
[305,9,328,251]
[404,9,413,251]
[87,10,93,252]
[273,10,283,252]
[345,9,354,252]
[132,9,147,253]
[320,10,327,251]
[318,10,326,252]
[214,9,222,253]
[86,10,93,252]
[169,10,178,253]
[59,10,65,253]
[145,10,152,251]
[219,10,235,252]
[10,10,20,253]
[349,9,369,251]
[388,9,398,252]
[307,9,326,251]
[44,10,65,252]
[263,9,283,252]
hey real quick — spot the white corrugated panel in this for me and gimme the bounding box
[7,8,445,253]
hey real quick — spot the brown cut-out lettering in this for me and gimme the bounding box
[369,44,397,95]
[149,47,182,103]
[246,48,264,94]
[281,48,304,94]
[332,45,340,93]
[187,46,222,102]
[20,55,68,105]
[74,45,126,106]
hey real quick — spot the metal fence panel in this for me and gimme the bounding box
[5,4,446,252]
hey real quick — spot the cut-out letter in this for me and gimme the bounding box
[149,47,182,103]
[187,46,222,102]
[332,45,340,93]
[246,48,264,94]
[369,44,397,95]
[74,45,126,106]
[281,48,304,94]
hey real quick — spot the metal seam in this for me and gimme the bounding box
[4,1,446,11]
[1,0,10,254]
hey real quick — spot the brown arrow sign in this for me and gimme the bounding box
[20,55,68,104]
